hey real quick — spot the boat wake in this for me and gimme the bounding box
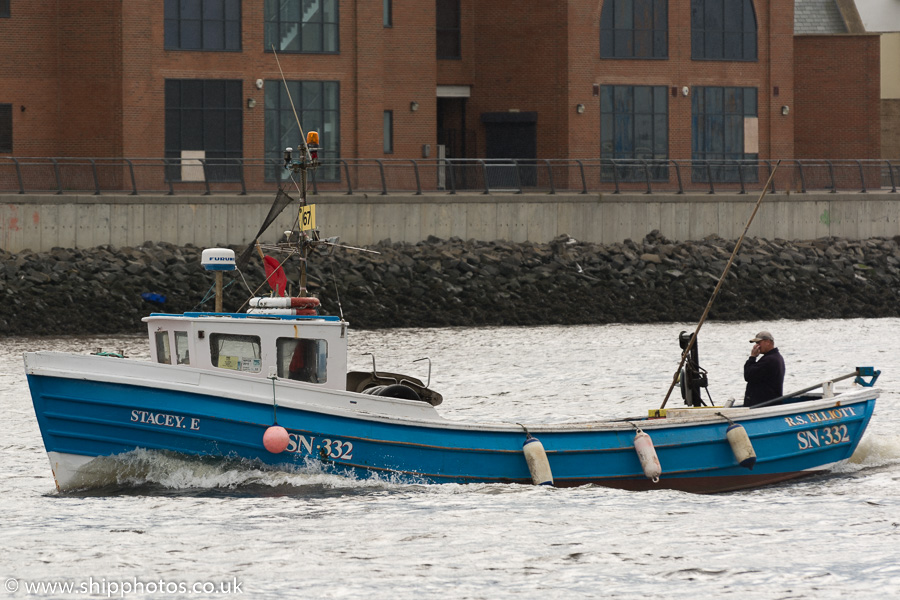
[844,430,900,468]
[55,449,413,497]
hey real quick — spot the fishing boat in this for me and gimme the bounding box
[23,187,882,495]
[22,297,882,493]
[22,86,881,493]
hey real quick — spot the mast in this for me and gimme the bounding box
[273,44,319,298]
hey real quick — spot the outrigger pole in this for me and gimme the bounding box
[659,161,781,410]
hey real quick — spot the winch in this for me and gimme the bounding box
[678,331,710,407]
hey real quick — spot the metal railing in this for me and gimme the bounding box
[0,157,896,196]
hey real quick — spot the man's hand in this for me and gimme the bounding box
[750,343,761,358]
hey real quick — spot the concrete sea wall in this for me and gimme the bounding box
[2,192,900,253]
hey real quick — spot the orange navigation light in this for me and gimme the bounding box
[306,131,319,160]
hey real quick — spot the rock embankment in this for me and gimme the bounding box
[2,231,899,335]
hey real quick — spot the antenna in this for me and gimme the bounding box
[271,45,311,163]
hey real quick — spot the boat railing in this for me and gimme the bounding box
[751,367,881,409]
[2,157,898,197]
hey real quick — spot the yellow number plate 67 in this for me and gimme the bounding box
[299,204,316,231]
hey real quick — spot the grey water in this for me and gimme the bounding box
[2,319,899,599]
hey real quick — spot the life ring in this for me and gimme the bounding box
[247,307,319,316]
[249,297,321,309]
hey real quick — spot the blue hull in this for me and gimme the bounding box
[27,369,877,494]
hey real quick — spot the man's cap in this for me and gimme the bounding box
[750,331,774,343]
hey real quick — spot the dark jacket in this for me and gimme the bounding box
[743,348,785,407]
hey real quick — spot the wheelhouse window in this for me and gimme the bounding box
[600,0,668,59]
[692,86,758,182]
[210,334,261,372]
[164,79,243,182]
[264,0,338,53]
[155,332,172,364]
[600,85,669,181]
[0,104,11,153]
[691,0,757,61]
[164,0,241,51]
[175,331,190,365]
[265,80,340,181]
[436,0,460,59]
[277,338,327,383]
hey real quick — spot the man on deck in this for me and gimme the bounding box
[743,330,785,407]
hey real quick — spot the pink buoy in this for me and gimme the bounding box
[263,425,290,453]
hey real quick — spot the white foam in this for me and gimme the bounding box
[68,449,394,492]
[847,431,900,467]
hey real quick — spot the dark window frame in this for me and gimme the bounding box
[0,104,12,153]
[436,0,461,59]
[691,86,758,182]
[164,79,244,182]
[384,0,392,27]
[600,85,669,181]
[1,0,10,18]
[264,80,341,182]
[691,0,757,61]
[383,110,394,154]
[164,0,242,52]
[264,0,339,54]
[600,0,668,59]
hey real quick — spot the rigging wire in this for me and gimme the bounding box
[192,278,238,312]
[236,249,300,313]
[330,263,345,321]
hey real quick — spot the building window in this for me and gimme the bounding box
[692,86,758,182]
[437,0,460,59]
[600,0,667,59]
[0,104,11,153]
[384,0,392,27]
[164,0,241,51]
[691,0,757,60]
[600,85,668,180]
[265,80,340,181]
[264,0,338,53]
[164,79,243,182]
[1,0,10,18]
[383,111,393,153]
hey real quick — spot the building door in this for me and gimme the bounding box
[482,112,538,187]
[437,97,468,159]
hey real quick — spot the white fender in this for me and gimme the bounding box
[633,429,662,482]
[522,437,554,486]
[726,423,757,469]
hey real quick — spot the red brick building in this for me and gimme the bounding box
[0,0,882,178]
